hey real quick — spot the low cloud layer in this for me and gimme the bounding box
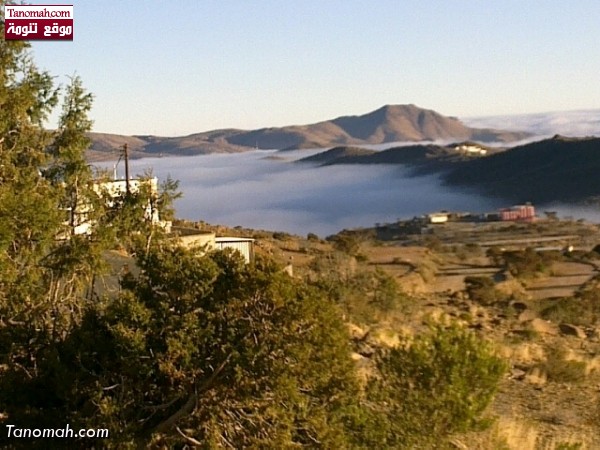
[463,109,600,138]
[102,150,499,236]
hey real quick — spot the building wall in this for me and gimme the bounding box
[215,237,255,264]
[94,177,160,224]
[177,232,216,250]
[95,178,158,198]
[428,213,449,224]
[173,231,254,264]
[500,204,536,222]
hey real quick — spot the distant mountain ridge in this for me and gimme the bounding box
[87,104,530,160]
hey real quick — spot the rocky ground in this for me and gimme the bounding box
[244,218,600,449]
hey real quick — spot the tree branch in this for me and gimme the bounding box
[175,426,202,446]
[153,351,234,434]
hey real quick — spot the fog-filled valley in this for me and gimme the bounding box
[109,150,503,236]
[97,107,600,237]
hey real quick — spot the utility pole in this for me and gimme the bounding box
[123,143,130,195]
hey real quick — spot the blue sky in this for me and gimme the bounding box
[27,1,600,136]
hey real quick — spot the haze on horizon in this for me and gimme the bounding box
[30,1,600,136]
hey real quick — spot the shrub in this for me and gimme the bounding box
[540,289,600,327]
[49,248,363,448]
[542,347,587,384]
[464,276,505,305]
[422,235,443,251]
[306,232,320,242]
[367,323,506,447]
[369,268,403,312]
[465,242,481,253]
[329,233,361,256]
[502,248,562,279]
[272,231,291,240]
[541,299,585,325]
[355,252,369,263]
[309,256,408,324]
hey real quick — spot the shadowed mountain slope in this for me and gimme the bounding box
[298,146,377,165]
[298,141,498,171]
[443,136,600,204]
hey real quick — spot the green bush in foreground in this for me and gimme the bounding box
[368,323,507,447]
[59,248,360,448]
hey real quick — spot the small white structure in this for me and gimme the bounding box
[428,212,449,224]
[65,177,171,237]
[455,144,487,156]
[172,228,255,264]
[93,177,161,224]
[215,237,255,264]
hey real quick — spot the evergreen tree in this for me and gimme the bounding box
[0,12,123,439]
[53,246,361,448]
[0,7,63,397]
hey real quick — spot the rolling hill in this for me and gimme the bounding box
[87,104,530,159]
[298,141,499,172]
[443,135,600,204]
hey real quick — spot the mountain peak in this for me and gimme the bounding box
[330,104,478,143]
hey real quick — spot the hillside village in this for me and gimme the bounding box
[48,162,600,448]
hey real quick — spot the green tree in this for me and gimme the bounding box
[0,9,61,306]
[33,246,361,448]
[46,75,94,233]
[0,15,158,444]
[0,11,66,403]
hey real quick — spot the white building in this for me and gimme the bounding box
[427,212,449,224]
[455,144,487,156]
[215,237,255,264]
[64,177,171,237]
[173,228,255,264]
[93,177,161,224]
